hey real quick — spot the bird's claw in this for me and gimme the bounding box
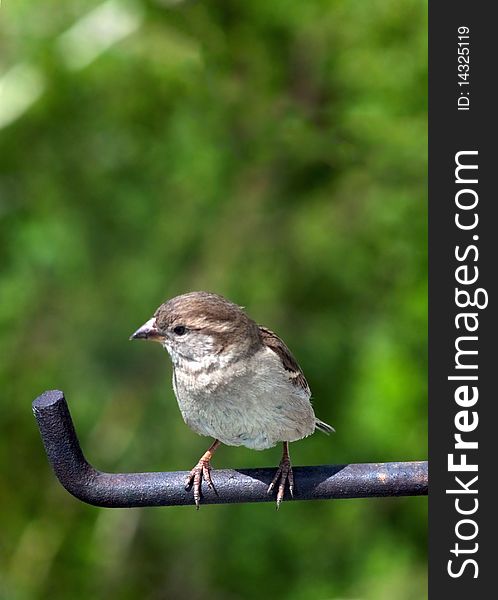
[267,457,294,509]
[185,459,218,508]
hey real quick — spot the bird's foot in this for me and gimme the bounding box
[185,457,217,509]
[267,455,294,509]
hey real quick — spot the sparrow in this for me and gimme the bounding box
[130,291,334,508]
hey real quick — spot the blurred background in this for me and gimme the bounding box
[0,0,427,598]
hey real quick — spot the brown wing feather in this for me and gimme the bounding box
[259,326,311,396]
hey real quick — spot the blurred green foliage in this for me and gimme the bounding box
[0,0,427,598]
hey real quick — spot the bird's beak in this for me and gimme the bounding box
[129,317,163,342]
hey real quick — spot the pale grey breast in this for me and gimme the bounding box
[172,344,316,450]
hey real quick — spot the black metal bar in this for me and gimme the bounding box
[32,390,428,508]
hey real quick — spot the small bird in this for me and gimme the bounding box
[130,291,333,508]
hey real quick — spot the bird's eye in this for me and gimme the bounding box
[173,325,187,336]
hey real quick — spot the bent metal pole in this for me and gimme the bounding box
[32,390,428,508]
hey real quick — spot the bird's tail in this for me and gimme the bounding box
[315,419,335,435]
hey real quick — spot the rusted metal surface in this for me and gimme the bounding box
[32,390,428,508]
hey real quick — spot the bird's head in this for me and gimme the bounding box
[130,291,261,367]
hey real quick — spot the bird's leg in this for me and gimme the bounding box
[185,439,221,509]
[267,441,294,509]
